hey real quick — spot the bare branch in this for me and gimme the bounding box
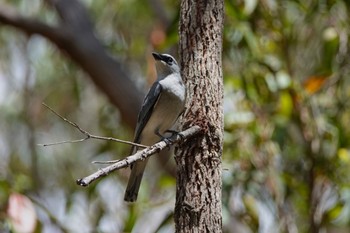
[76,125,202,186]
[40,103,147,148]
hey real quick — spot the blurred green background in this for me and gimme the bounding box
[1,0,350,232]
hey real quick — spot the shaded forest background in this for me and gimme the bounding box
[1,0,350,232]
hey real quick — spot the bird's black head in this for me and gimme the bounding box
[152,52,180,75]
[152,52,178,66]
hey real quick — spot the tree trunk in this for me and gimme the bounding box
[175,0,224,232]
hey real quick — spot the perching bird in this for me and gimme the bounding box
[124,52,186,202]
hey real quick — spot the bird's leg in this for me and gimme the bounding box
[155,130,173,149]
[165,129,185,142]
[165,129,178,136]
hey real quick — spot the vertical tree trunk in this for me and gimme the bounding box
[175,0,224,232]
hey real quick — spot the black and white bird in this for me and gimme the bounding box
[124,52,186,202]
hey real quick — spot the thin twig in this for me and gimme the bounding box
[92,159,121,164]
[76,125,202,186]
[39,103,147,148]
[37,137,90,146]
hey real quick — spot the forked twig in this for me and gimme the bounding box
[40,103,202,187]
[39,103,147,148]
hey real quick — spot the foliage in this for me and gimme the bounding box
[0,0,350,232]
[222,0,350,232]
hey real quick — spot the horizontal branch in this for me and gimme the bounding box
[76,125,202,186]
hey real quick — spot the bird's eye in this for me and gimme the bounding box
[167,57,173,64]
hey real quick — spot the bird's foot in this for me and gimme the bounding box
[165,130,185,142]
[155,130,173,149]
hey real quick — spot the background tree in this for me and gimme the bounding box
[1,0,350,233]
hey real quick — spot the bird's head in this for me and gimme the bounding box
[152,52,180,78]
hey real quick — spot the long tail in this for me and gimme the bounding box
[124,158,149,202]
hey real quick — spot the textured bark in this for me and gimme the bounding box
[175,0,224,232]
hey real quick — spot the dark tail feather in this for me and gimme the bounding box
[124,159,148,202]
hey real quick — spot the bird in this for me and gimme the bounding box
[124,52,186,202]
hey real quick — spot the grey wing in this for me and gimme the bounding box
[132,81,162,147]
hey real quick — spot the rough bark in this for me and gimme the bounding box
[175,0,224,232]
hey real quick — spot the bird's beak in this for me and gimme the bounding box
[152,52,163,61]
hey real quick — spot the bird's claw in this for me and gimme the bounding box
[166,130,185,142]
[177,132,185,141]
[164,137,173,149]
[155,130,173,150]
[165,129,178,136]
